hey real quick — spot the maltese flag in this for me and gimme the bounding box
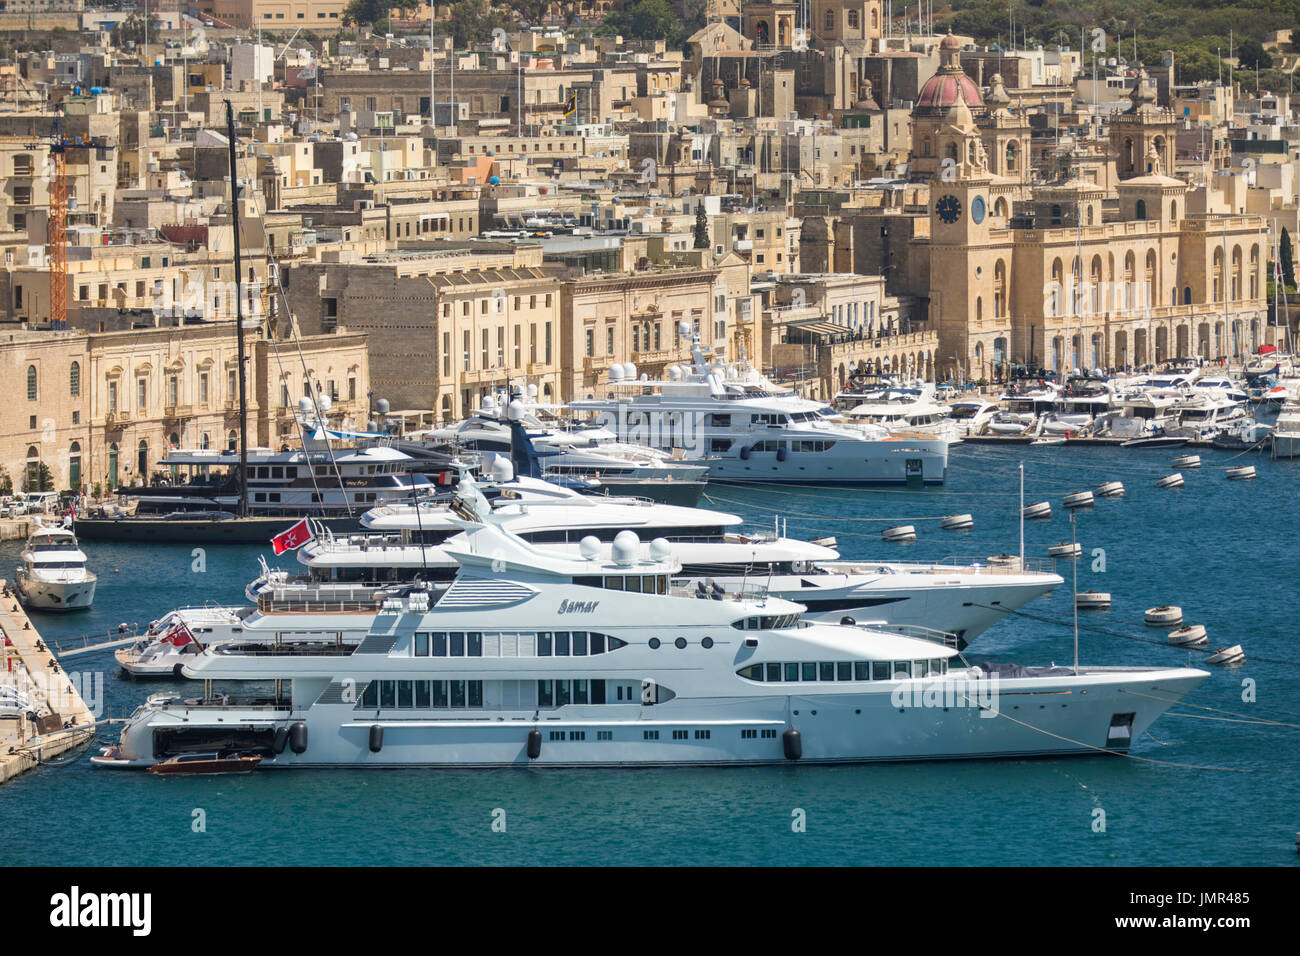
[271,518,313,555]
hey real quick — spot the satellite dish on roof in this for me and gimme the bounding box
[612,530,640,566]
[579,535,601,561]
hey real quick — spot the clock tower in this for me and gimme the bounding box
[926,99,1015,383]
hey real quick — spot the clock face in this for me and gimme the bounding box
[971,195,986,224]
[935,194,962,224]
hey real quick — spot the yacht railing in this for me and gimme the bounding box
[669,582,770,602]
[256,586,391,614]
[820,556,1057,575]
[864,623,962,649]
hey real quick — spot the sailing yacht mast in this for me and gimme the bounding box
[225,101,250,519]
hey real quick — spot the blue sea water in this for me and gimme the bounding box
[1,443,1297,866]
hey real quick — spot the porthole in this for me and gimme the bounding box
[648,638,661,649]
[674,637,687,649]
[701,637,714,649]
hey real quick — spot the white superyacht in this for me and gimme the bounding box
[568,329,948,486]
[95,486,1206,769]
[14,521,97,611]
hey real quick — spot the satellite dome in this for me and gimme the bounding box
[611,530,640,566]
[609,364,625,382]
[297,396,314,414]
[489,457,515,482]
[678,320,691,337]
[622,362,637,380]
[579,535,601,561]
[317,393,332,412]
[481,395,498,412]
[507,399,525,421]
[376,398,390,415]
[667,364,684,381]
[526,383,538,398]
[649,537,671,562]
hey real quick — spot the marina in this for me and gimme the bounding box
[1,440,1295,865]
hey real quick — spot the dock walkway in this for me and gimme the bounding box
[0,579,97,785]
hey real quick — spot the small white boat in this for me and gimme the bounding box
[1168,624,1208,647]
[1048,541,1082,558]
[1022,501,1052,520]
[1145,605,1183,627]
[1205,644,1246,666]
[1094,481,1125,498]
[1225,465,1256,481]
[13,521,96,611]
[1171,454,1201,469]
[1075,590,1111,609]
[1063,490,1094,509]
[1031,436,1067,446]
[881,524,916,542]
[940,514,974,530]
[1155,473,1185,489]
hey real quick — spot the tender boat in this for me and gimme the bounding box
[146,752,263,775]
[13,522,96,611]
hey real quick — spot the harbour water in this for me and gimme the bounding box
[1,444,1296,866]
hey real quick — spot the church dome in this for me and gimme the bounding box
[917,70,984,112]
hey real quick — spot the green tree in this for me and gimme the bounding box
[448,0,508,48]
[342,0,382,27]
[603,0,679,46]
[1237,37,1273,70]
[693,201,710,250]
[1282,227,1296,290]
[0,468,12,497]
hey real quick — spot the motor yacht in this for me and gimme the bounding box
[14,522,96,611]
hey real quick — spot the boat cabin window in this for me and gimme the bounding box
[731,614,800,629]
[359,679,482,709]
[736,658,948,682]
[707,413,732,427]
[791,440,835,453]
[572,574,669,594]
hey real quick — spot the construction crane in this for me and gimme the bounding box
[45,104,113,329]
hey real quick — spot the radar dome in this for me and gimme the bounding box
[609,364,625,382]
[481,395,498,412]
[317,394,332,412]
[667,364,684,381]
[297,396,314,414]
[507,399,525,421]
[376,398,390,415]
[579,536,601,561]
[489,457,515,482]
[649,537,671,562]
[611,530,640,566]
[622,362,637,380]
[678,320,691,337]
[526,383,539,398]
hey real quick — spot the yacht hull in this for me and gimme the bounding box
[14,571,95,611]
[106,667,1205,767]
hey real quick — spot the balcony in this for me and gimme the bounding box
[163,404,194,421]
[105,410,129,427]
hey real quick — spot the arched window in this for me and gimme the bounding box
[1184,286,1192,305]
[108,444,119,488]
[1005,142,1018,172]
[1135,199,1147,220]
[69,442,81,491]
[226,430,238,452]
[847,10,859,29]
[137,439,149,476]
[25,446,39,492]
[201,432,211,451]
[70,361,80,397]
[26,365,36,401]
[1170,201,1177,221]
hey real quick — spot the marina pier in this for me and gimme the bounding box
[0,580,96,785]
